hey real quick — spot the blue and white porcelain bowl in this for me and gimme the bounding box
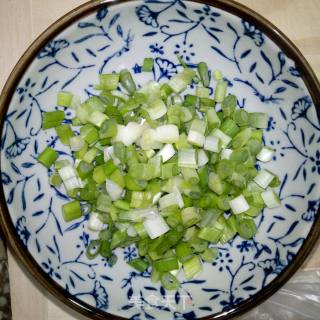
[0,1,319,319]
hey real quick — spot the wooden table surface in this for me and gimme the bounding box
[0,0,319,319]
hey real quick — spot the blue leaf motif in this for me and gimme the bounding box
[117,25,123,37]
[65,221,82,232]
[286,237,304,247]
[78,22,96,28]
[144,286,157,291]
[160,286,166,297]
[96,7,108,21]
[122,304,134,310]
[34,193,44,202]
[53,187,69,201]
[307,183,316,195]
[199,306,212,311]
[10,162,21,175]
[100,275,112,281]
[34,140,38,154]
[282,79,299,88]
[260,50,272,67]
[144,312,155,320]
[127,287,133,300]
[279,107,287,120]
[274,87,286,94]
[32,210,44,217]
[1,172,12,185]
[240,49,251,59]
[109,13,120,28]
[21,162,34,168]
[243,286,256,291]
[240,275,254,285]
[16,109,27,119]
[7,188,14,204]
[178,1,187,9]
[249,62,257,73]
[175,291,180,304]
[278,52,286,68]
[285,221,299,237]
[143,31,158,37]
[285,204,296,212]
[74,34,97,44]
[176,9,190,20]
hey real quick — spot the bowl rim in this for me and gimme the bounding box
[0,0,319,319]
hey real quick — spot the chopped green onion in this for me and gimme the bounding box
[254,169,274,189]
[261,190,281,208]
[214,80,228,103]
[99,73,119,91]
[37,147,58,168]
[160,272,180,290]
[198,62,210,87]
[42,110,65,129]
[249,112,268,129]
[178,149,197,169]
[142,58,154,72]
[229,194,250,214]
[120,69,136,94]
[39,60,280,287]
[57,91,73,107]
[62,200,82,222]
[257,147,275,162]
[183,255,202,280]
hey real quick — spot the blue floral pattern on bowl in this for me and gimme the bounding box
[1,1,319,319]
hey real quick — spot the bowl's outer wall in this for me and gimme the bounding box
[0,0,319,320]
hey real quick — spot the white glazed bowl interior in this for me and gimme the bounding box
[1,1,319,319]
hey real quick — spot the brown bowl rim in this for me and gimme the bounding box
[0,0,319,319]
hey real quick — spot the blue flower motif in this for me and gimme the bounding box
[310,150,320,174]
[242,20,264,47]
[212,251,233,272]
[267,116,276,131]
[194,5,221,22]
[291,96,312,120]
[302,199,319,222]
[132,63,142,74]
[174,42,195,62]
[150,43,164,55]
[16,78,36,103]
[41,258,61,280]
[258,252,284,276]
[289,66,301,77]
[5,137,31,159]
[1,172,12,185]
[37,39,69,59]
[15,216,30,246]
[155,57,177,80]
[136,5,159,28]
[92,280,109,309]
[123,246,137,262]
[236,240,252,253]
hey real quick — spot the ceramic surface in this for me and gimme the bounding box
[1,1,319,319]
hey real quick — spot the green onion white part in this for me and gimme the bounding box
[256,147,275,162]
[261,190,281,208]
[229,195,250,214]
[254,169,274,189]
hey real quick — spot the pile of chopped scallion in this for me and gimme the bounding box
[37,57,280,290]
